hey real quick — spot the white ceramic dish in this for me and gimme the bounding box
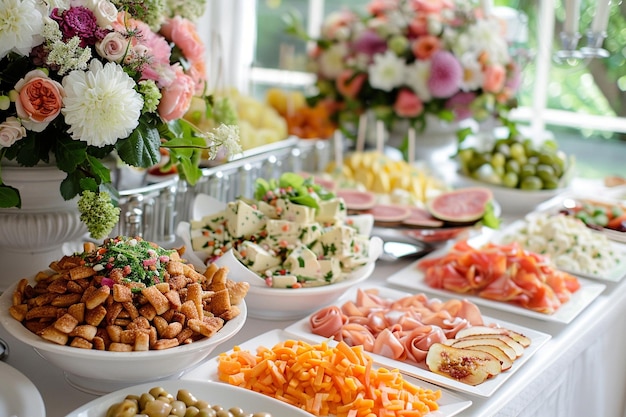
[183,329,473,416]
[455,173,565,216]
[213,249,378,320]
[285,285,551,398]
[0,361,45,417]
[65,379,313,417]
[0,278,247,395]
[386,249,606,324]
[494,220,626,283]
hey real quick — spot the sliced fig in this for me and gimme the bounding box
[426,343,502,386]
[426,187,493,223]
[455,325,531,348]
[336,189,377,211]
[449,337,517,360]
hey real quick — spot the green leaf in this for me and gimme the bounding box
[254,178,270,200]
[0,185,20,208]
[278,172,305,190]
[79,177,99,192]
[116,119,161,168]
[86,155,111,184]
[60,171,81,200]
[291,194,319,209]
[55,136,88,172]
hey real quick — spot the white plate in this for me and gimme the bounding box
[0,361,45,417]
[285,285,551,398]
[494,220,626,283]
[386,246,606,323]
[65,378,312,417]
[183,329,473,416]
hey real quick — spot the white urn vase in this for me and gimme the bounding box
[0,163,87,291]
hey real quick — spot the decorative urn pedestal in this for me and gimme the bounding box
[0,163,87,292]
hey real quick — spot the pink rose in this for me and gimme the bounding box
[95,31,129,62]
[393,89,424,118]
[160,17,205,65]
[483,64,506,93]
[0,117,26,148]
[158,67,195,122]
[14,69,65,132]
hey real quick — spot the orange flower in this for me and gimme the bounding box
[14,69,65,132]
[336,69,367,99]
[483,64,506,93]
[393,89,424,118]
[411,35,441,60]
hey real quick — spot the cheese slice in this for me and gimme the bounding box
[236,241,281,273]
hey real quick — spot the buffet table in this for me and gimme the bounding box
[2,256,626,417]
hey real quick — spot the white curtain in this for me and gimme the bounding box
[197,0,257,94]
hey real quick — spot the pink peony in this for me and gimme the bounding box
[353,30,388,56]
[160,17,205,65]
[427,50,462,98]
[393,89,424,118]
[158,67,195,122]
[445,91,476,120]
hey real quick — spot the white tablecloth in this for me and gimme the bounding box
[2,257,626,417]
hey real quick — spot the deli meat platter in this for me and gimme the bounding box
[285,285,551,397]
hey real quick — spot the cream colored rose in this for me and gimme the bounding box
[0,117,26,148]
[96,32,129,62]
[86,0,118,27]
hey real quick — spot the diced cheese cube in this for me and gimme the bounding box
[277,199,316,224]
[315,198,347,224]
[265,219,300,247]
[190,211,229,251]
[225,200,266,238]
[256,200,278,219]
[298,222,323,246]
[236,241,281,272]
[318,258,342,283]
[317,225,357,258]
[284,245,321,279]
[271,274,298,288]
[339,236,371,271]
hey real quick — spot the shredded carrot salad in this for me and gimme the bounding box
[217,339,441,417]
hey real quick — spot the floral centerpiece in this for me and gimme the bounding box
[0,0,241,238]
[287,0,521,141]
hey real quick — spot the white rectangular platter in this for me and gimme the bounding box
[285,285,551,398]
[386,249,606,324]
[182,328,473,417]
[495,219,626,283]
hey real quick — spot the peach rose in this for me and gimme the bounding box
[0,117,26,148]
[336,70,366,99]
[157,67,195,122]
[483,64,506,93]
[393,89,424,118]
[411,35,441,60]
[14,69,65,132]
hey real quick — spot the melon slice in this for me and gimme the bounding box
[402,207,444,228]
[427,187,493,223]
[336,189,377,211]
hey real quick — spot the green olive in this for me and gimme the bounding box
[178,389,199,407]
[197,409,217,417]
[184,406,201,417]
[143,399,172,417]
[106,399,139,417]
[502,172,519,188]
[149,387,168,399]
[170,400,188,416]
[520,176,543,190]
[139,393,156,410]
[229,407,245,417]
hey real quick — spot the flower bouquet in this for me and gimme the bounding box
[286,0,521,141]
[0,0,241,238]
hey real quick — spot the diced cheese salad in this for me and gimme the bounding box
[499,212,623,276]
[190,173,374,288]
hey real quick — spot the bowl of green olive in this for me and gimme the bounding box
[456,136,575,216]
[66,379,313,417]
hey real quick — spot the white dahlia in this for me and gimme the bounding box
[0,0,44,59]
[62,60,143,147]
[368,50,405,92]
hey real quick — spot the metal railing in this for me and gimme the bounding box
[112,138,331,245]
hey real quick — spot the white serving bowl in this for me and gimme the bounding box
[0,278,247,395]
[212,248,378,320]
[455,173,566,217]
[66,379,313,417]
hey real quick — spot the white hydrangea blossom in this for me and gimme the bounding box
[205,124,242,160]
[0,0,44,59]
[62,59,143,147]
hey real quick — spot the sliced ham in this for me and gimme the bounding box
[335,189,377,211]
